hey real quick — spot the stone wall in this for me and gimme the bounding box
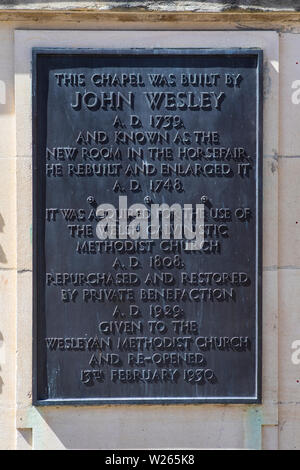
[0,4,300,450]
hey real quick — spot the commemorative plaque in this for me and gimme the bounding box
[33,49,262,405]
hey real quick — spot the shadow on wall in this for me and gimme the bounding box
[1,0,300,10]
[0,40,14,116]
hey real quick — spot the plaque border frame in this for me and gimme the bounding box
[32,47,263,406]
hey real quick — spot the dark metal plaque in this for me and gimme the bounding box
[33,48,262,405]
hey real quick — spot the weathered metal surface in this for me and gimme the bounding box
[33,48,262,405]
